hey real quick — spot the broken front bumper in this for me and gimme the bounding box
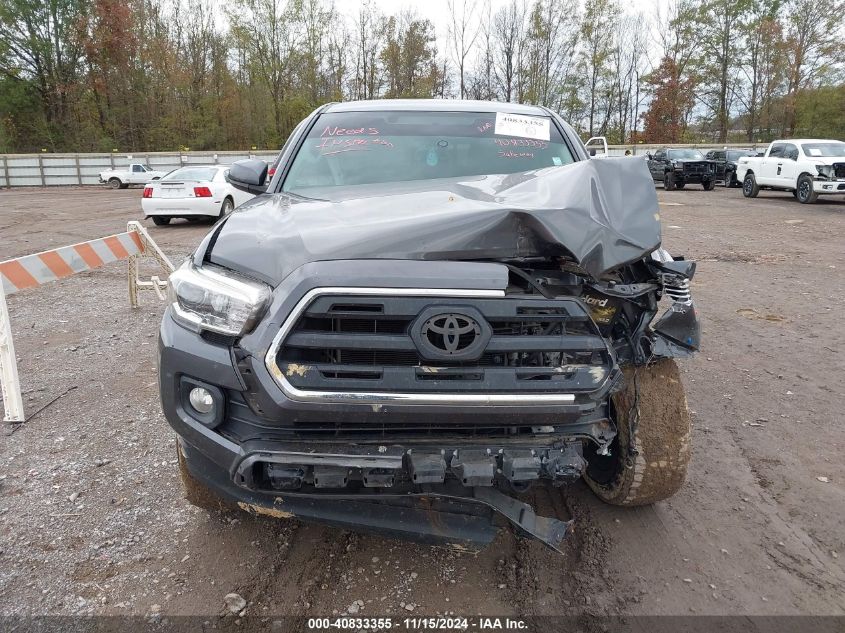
[179,439,574,551]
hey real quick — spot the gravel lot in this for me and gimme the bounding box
[1,185,844,621]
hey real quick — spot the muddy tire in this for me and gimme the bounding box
[584,359,691,506]
[663,172,676,191]
[108,177,122,189]
[177,443,232,512]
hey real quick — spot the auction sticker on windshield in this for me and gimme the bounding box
[495,112,550,141]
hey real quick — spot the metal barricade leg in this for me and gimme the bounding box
[0,286,24,422]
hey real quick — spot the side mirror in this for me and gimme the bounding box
[227,159,268,194]
[646,153,653,160]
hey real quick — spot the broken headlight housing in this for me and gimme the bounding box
[815,164,834,179]
[168,262,271,336]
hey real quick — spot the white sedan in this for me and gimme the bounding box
[142,165,254,225]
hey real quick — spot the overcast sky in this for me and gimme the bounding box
[335,0,671,67]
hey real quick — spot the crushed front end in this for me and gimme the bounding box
[159,251,699,551]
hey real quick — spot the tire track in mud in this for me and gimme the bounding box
[503,484,615,620]
[233,520,356,618]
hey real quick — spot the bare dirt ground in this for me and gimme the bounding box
[1,185,844,621]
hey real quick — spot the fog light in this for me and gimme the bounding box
[189,387,214,414]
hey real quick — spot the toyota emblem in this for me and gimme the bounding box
[410,308,491,361]
[422,314,480,354]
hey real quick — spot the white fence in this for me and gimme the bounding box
[0,144,767,187]
[0,151,278,187]
[601,142,766,157]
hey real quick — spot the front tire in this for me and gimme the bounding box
[151,216,171,226]
[743,173,760,197]
[584,359,691,506]
[703,179,715,191]
[663,172,676,191]
[108,178,122,189]
[796,174,819,204]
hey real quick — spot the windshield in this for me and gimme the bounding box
[727,150,755,161]
[801,142,845,158]
[282,111,576,196]
[668,149,704,160]
[161,167,219,182]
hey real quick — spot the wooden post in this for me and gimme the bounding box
[75,155,82,185]
[1,156,9,188]
[37,154,45,186]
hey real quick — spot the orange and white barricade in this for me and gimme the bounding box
[0,221,173,422]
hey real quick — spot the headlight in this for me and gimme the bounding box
[168,262,271,336]
[815,164,834,179]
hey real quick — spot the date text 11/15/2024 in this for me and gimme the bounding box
[306,617,529,631]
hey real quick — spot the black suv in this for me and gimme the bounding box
[159,100,700,551]
[704,149,757,187]
[647,147,718,190]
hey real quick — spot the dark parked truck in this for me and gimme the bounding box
[647,148,718,190]
[158,100,700,552]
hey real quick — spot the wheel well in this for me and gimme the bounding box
[744,169,754,176]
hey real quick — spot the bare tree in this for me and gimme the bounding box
[491,0,526,102]
[579,0,617,136]
[610,12,646,142]
[446,0,480,99]
[352,0,385,100]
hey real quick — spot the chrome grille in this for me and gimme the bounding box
[271,292,613,396]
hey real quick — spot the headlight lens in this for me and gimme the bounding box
[816,164,834,179]
[168,262,271,336]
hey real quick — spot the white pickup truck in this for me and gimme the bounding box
[735,139,845,204]
[99,163,168,189]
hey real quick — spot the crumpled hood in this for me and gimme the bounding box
[209,157,661,286]
[811,157,845,166]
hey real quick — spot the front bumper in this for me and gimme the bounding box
[178,439,573,550]
[812,179,845,194]
[674,169,714,184]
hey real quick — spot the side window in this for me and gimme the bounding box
[768,144,785,158]
[132,165,143,173]
[717,151,726,160]
[783,144,798,160]
[654,151,666,161]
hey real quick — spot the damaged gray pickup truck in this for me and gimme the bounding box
[159,100,699,552]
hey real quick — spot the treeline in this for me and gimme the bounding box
[0,0,842,153]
